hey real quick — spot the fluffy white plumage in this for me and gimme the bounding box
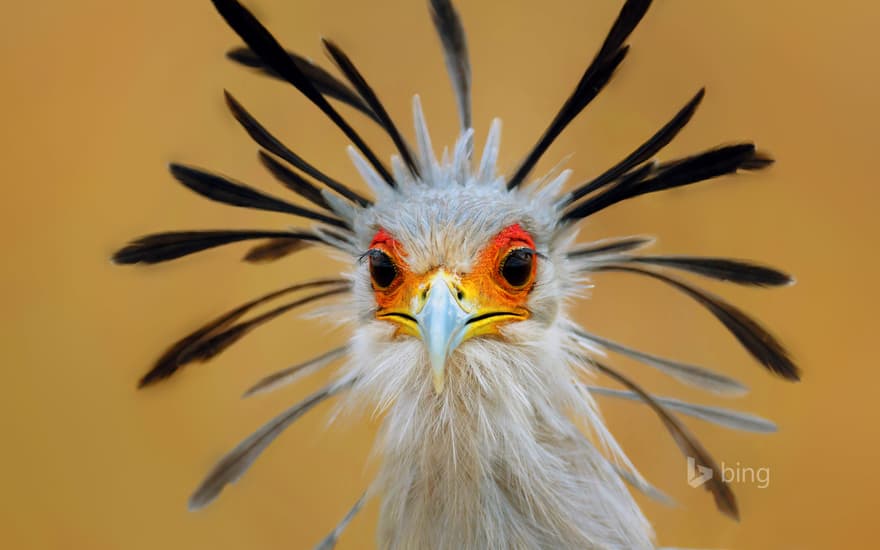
[114,1,799,548]
[334,105,653,548]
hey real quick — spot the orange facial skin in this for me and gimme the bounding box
[369,224,538,340]
[368,228,414,313]
[477,223,538,297]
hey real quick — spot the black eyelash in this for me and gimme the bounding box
[356,250,371,264]
[515,248,546,261]
[357,248,393,264]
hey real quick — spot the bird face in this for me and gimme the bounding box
[347,167,567,397]
[366,223,538,392]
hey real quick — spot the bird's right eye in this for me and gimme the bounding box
[369,250,398,289]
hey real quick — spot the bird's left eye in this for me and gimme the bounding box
[500,248,535,288]
[369,250,398,289]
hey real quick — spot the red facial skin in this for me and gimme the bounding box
[481,223,537,294]
[368,224,537,323]
[369,229,400,250]
[368,229,411,311]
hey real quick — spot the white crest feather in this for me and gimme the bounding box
[346,145,393,200]
[478,118,502,182]
[412,95,439,182]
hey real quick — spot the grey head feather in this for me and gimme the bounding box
[243,346,348,398]
[313,493,368,550]
[188,378,354,510]
[573,328,749,395]
[585,385,777,433]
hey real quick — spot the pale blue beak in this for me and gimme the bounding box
[414,272,470,393]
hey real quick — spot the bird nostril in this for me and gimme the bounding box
[457,289,464,301]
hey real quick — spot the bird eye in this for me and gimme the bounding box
[368,250,398,289]
[500,248,535,288]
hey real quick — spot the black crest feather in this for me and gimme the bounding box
[429,0,472,131]
[598,265,800,380]
[242,237,312,263]
[112,230,319,265]
[322,38,420,178]
[566,236,654,258]
[138,280,348,388]
[624,256,794,287]
[209,0,394,185]
[169,163,349,229]
[257,151,331,211]
[226,46,380,123]
[564,88,705,205]
[508,0,652,189]
[224,91,371,207]
[563,144,772,220]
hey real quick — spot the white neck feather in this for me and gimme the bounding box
[344,322,654,549]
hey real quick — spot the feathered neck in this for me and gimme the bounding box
[344,320,654,549]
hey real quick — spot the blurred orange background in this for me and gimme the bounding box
[1,1,876,548]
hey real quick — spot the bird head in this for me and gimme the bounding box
[350,139,567,394]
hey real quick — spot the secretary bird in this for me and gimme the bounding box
[114,0,799,547]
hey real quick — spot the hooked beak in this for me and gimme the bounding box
[376,270,528,394]
[410,271,526,393]
[414,272,470,394]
